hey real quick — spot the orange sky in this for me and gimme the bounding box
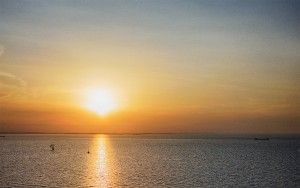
[0,1,299,134]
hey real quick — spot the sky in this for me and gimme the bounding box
[0,0,299,134]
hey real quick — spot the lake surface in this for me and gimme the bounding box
[0,134,299,187]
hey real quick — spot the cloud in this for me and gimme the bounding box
[0,46,27,99]
[0,72,26,99]
[0,72,26,87]
[0,44,4,57]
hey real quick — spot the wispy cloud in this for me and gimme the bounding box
[0,72,26,87]
[0,44,4,57]
[0,71,26,99]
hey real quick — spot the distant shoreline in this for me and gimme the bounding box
[0,132,299,139]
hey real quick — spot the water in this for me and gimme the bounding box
[0,134,299,187]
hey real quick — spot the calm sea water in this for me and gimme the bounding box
[0,134,299,187]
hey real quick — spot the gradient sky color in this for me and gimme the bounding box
[0,0,299,134]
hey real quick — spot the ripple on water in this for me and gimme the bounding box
[0,135,299,187]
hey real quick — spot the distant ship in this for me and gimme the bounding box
[254,137,270,141]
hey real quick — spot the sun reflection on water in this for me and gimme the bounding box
[96,135,107,176]
[86,134,114,187]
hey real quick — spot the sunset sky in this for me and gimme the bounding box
[0,0,299,134]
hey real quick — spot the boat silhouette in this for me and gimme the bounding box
[50,144,55,151]
[254,137,270,141]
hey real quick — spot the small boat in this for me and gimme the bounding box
[254,137,270,141]
[50,144,55,151]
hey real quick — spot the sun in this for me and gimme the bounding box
[84,88,117,115]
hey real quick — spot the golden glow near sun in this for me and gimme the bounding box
[84,89,118,115]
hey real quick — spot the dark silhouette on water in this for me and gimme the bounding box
[254,137,270,141]
[50,144,55,151]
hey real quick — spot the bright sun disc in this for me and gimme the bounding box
[85,89,117,115]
